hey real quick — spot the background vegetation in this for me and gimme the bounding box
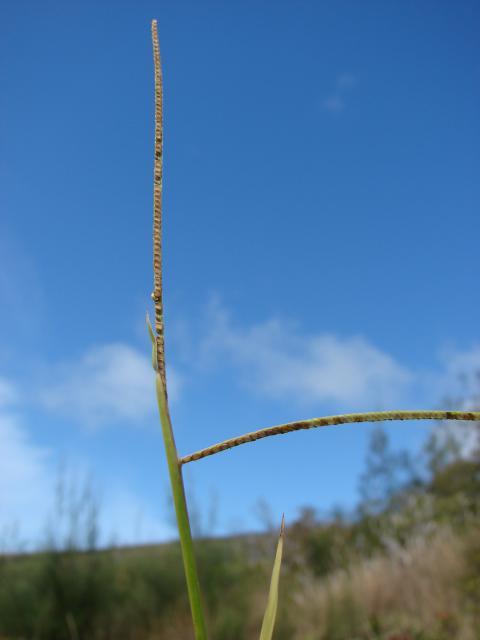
[1,383,479,640]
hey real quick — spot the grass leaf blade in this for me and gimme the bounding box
[259,515,285,640]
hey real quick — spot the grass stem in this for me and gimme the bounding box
[155,374,208,640]
[180,410,480,465]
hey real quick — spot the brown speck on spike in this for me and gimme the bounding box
[151,20,167,393]
[280,514,285,537]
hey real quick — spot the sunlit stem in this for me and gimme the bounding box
[155,375,208,640]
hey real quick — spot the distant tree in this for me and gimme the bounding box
[424,369,480,476]
[358,427,417,515]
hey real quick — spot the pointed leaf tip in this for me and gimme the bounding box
[259,515,285,640]
[146,313,158,371]
[146,312,155,345]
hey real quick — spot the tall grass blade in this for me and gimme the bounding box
[259,515,285,640]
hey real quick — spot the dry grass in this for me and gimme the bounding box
[292,528,476,639]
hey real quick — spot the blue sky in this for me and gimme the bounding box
[1,0,479,548]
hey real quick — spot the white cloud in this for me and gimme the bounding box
[0,376,18,407]
[0,368,174,549]
[40,343,181,427]
[199,301,412,410]
[322,72,358,113]
[439,344,480,407]
[434,345,480,457]
[0,410,53,550]
[322,96,344,112]
[337,73,357,90]
[0,227,45,340]
[0,404,172,550]
[99,488,174,546]
[43,475,174,549]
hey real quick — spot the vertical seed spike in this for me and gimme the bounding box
[151,20,167,393]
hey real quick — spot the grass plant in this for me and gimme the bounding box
[148,19,480,639]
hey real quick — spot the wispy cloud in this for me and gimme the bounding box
[439,344,480,407]
[0,393,53,549]
[336,73,357,90]
[198,299,413,411]
[99,488,174,546]
[322,72,358,113]
[0,227,45,342]
[191,299,480,422]
[434,345,480,457]
[40,342,181,428]
[0,376,18,407]
[322,96,345,112]
[0,373,173,550]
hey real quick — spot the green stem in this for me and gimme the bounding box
[180,410,480,465]
[155,374,208,640]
